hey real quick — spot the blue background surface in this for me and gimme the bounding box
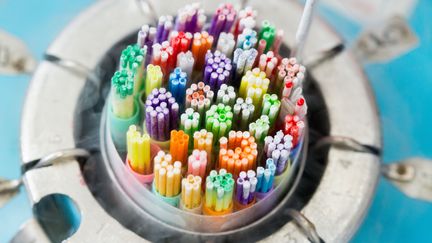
[0,0,430,242]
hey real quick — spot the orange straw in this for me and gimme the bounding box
[170,130,189,165]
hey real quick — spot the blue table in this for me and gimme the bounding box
[0,1,430,242]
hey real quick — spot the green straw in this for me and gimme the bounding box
[249,115,271,144]
[258,20,276,52]
[120,44,146,95]
[261,94,281,127]
[205,104,233,144]
[180,108,200,149]
[111,69,135,118]
[205,169,234,212]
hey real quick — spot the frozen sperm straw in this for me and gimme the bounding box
[180,108,200,148]
[209,3,237,42]
[232,48,258,84]
[155,15,173,43]
[292,0,318,61]
[233,97,255,131]
[193,129,213,166]
[175,3,206,33]
[192,31,214,69]
[219,131,258,177]
[264,130,292,175]
[283,114,306,147]
[111,70,134,118]
[232,6,257,36]
[153,151,182,206]
[204,50,232,92]
[170,130,189,165]
[277,57,306,97]
[249,115,271,143]
[181,175,202,211]
[145,88,179,141]
[258,51,278,82]
[239,68,270,112]
[168,67,187,109]
[255,159,276,193]
[258,20,276,52]
[262,94,281,127]
[237,28,258,50]
[204,169,235,214]
[177,51,195,79]
[187,149,207,179]
[235,170,257,206]
[127,125,151,174]
[120,44,146,96]
[145,64,163,96]
[216,84,236,107]
[216,32,235,58]
[152,41,174,78]
[169,31,192,66]
[205,103,233,143]
[185,82,214,123]
[137,25,156,64]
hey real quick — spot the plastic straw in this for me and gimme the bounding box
[239,67,270,112]
[283,114,305,147]
[249,115,271,143]
[276,57,306,97]
[205,169,235,212]
[152,41,174,78]
[209,3,237,42]
[187,149,207,179]
[258,51,279,83]
[192,31,214,69]
[137,25,156,64]
[232,6,257,36]
[111,69,134,118]
[218,131,258,177]
[181,174,202,209]
[232,48,258,84]
[120,44,146,96]
[168,67,187,109]
[216,84,236,107]
[176,51,195,80]
[216,32,235,58]
[169,31,192,67]
[155,15,173,44]
[261,94,281,127]
[264,130,292,175]
[145,64,163,96]
[193,129,213,166]
[258,20,276,52]
[145,88,179,141]
[235,170,257,205]
[237,28,258,50]
[170,130,189,165]
[180,108,200,148]
[154,151,182,197]
[255,159,276,193]
[185,82,214,123]
[204,103,233,143]
[204,50,232,91]
[175,3,206,33]
[126,125,151,174]
[233,97,255,131]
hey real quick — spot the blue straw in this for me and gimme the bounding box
[169,67,187,110]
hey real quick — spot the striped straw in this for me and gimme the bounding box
[152,41,174,78]
[255,159,276,193]
[216,84,236,106]
[180,108,200,148]
[262,94,281,127]
[137,25,156,64]
[216,32,235,58]
[233,97,255,131]
[204,50,232,92]
[219,131,258,177]
[185,82,214,122]
[237,28,258,50]
[145,64,163,96]
[169,31,192,67]
[154,151,182,197]
[239,67,270,110]
[232,48,258,83]
[205,103,233,143]
[232,6,257,36]
[175,3,206,33]
[187,149,207,179]
[235,170,257,205]
[111,69,134,118]
[155,15,173,43]
[194,130,213,164]
[170,130,189,165]
[181,175,202,210]
[176,51,195,79]
[120,44,146,96]
[168,67,187,109]
[192,31,214,69]
[209,3,237,42]
[283,114,305,147]
[205,169,235,212]
[258,51,279,82]
[249,115,271,143]
[264,130,292,175]
[145,88,179,141]
[126,125,151,174]
[258,20,276,52]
